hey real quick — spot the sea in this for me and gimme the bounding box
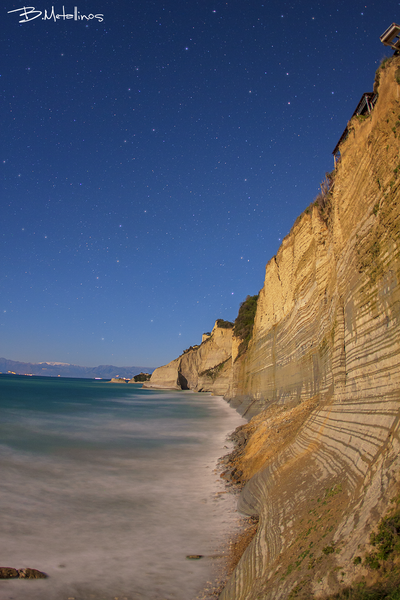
[0,374,245,600]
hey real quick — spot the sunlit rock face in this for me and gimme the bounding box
[220,58,400,599]
[143,59,400,600]
[228,59,400,416]
[143,320,233,394]
[142,356,182,390]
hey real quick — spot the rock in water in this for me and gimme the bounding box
[18,568,47,579]
[0,567,19,579]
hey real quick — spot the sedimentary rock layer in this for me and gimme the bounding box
[220,57,400,599]
[228,60,400,416]
[142,58,400,599]
[143,320,233,394]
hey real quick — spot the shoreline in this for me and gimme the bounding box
[1,382,247,600]
[196,515,259,600]
[196,419,259,599]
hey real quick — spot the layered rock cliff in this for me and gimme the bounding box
[220,57,400,599]
[143,320,233,394]
[147,57,400,599]
[227,59,400,417]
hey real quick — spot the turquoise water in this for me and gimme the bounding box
[0,375,244,600]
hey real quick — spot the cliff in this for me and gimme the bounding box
[220,57,400,599]
[226,57,400,417]
[146,57,400,599]
[143,320,233,394]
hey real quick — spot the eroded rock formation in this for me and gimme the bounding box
[220,57,400,599]
[145,57,400,599]
[143,320,233,394]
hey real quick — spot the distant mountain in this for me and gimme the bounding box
[0,358,154,380]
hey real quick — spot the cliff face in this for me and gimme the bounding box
[220,58,400,599]
[143,58,400,599]
[227,58,400,417]
[143,321,233,394]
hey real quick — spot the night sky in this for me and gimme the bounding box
[1,1,397,369]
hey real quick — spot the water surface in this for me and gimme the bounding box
[0,375,244,600]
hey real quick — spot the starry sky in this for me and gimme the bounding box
[1,1,397,369]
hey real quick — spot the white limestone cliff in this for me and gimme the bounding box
[143,57,400,599]
[143,320,233,394]
[220,56,400,600]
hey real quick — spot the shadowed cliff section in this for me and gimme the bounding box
[219,57,400,599]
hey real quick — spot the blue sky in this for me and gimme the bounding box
[1,0,397,368]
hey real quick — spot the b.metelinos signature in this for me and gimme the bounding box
[8,6,104,23]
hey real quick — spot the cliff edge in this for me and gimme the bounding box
[220,56,400,599]
[143,319,233,395]
[145,57,400,599]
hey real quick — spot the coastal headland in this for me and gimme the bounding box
[145,56,400,599]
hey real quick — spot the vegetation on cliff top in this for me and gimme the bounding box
[215,319,234,329]
[181,344,200,355]
[374,55,395,92]
[291,168,336,233]
[132,372,151,382]
[233,294,259,358]
[314,169,335,221]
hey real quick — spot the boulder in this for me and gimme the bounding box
[0,567,47,579]
[0,567,18,579]
[18,568,47,579]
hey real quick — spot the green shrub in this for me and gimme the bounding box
[233,294,259,357]
[364,553,380,570]
[325,483,342,498]
[182,344,200,355]
[320,499,400,598]
[133,372,151,382]
[215,319,234,329]
[370,509,400,560]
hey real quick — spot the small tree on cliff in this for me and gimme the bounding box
[233,294,259,358]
